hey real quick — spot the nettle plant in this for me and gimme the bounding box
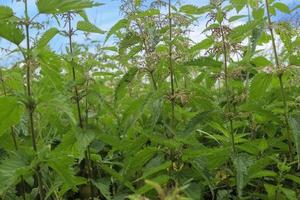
[0,0,300,199]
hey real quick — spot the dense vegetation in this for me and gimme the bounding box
[0,0,300,199]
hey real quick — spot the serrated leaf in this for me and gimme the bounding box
[36,0,102,14]
[137,175,169,195]
[0,6,13,19]
[180,5,211,15]
[249,73,273,101]
[251,56,272,67]
[99,163,135,192]
[229,20,262,42]
[0,97,24,136]
[77,20,105,34]
[0,22,24,45]
[37,28,59,48]
[273,2,290,14]
[115,67,138,102]
[104,19,129,43]
[123,147,157,179]
[288,113,300,169]
[183,111,215,135]
[0,151,33,195]
[185,57,222,68]
[190,38,214,53]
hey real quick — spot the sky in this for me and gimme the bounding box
[0,0,297,66]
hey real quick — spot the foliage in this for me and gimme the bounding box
[0,0,300,199]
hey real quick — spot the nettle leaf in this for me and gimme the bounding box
[250,56,272,67]
[180,5,211,15]
[132,9,160,19]
[273,2,290,14]
[229,20,262,42]
[183,111,216,135]
[104,19,129,43]
[0,151,33,195]
[0,22,24,45]
[0,6,13,19]
[100,163,135,192]
[47,153,86,191]
[0,97,24,136]
[230,0,247,12]
[190,38,214,53]
[36,0,102,14]
[123,147,157,179]
[115,67,139,102]
[37,27,59,49]
[137,175,169,195]
[77,21,105,34]
[185,57,222,68]
[249,73,273,101]
[229,15,247,22]
[288,113,300,169]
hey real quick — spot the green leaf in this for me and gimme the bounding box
[47,153,86,190]
[0,97,24,136]
[250,56,272,67]
[180,5,211,15]
[0,22,24,45]
[185,57,222,68]
[273,2,290,14]
[92,180,111,200]
[230,0,247,12]
[288,113,300,169]
[229,15,247,22]
[104,19,129,43]
[136,175,169,195]
[123,147,157,179]
[190,38,214,53]
[281,187,297,200]
[136,161,172,182]
[249,73,273,101]
[264,184,276,199]
[99,163,135,192]
[229,20,262,42]
[132,9,160,19]
[249,170,277,179]
[36,0,102,14]
[0,6,13,19]
[285,174,300,185]
[77,20,105,34]
[115,67,138,102]
[183,111,215,135]
[0,151,33,195]
[37,28,59,48]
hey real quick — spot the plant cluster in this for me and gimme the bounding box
[0,0,300,199]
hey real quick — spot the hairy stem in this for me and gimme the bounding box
[168,0,175,127]
[265,0,293,157]
[220,25,236,155]
[24,1,44,199]
[67,12,94,199]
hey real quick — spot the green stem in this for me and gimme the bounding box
[67,12,94,199]
[168,0,175,128]
[24,1,44,199]
[220,25,236,156]
[265,0,293,157]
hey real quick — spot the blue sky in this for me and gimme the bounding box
[0,0,297,66]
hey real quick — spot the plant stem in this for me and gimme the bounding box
[265,0,293,157]
[24,1,44,199]
[67,12,94,199]
[168,0,175,128]
[220,25,236,156]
